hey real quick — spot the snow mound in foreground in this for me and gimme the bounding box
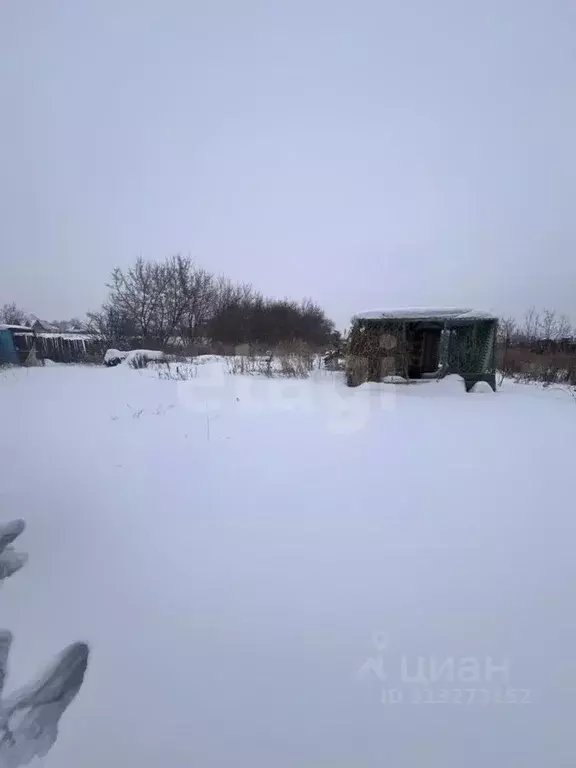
[123,349,167,366]
[103,349,128,366]
[104,349,167,367]
[469,380,495,394]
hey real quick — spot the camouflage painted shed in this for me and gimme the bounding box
[346,308,498,391]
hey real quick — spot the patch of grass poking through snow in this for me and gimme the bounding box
[225,342,315,379]
[225,354,274,377]
[155,359,199,381]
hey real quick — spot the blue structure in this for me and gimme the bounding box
[0,325,101,365]
[0,327,19,364]
[0,325,35,365]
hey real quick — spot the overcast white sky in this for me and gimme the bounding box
[1,0,575,328]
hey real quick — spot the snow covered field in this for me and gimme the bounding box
[0,359,574,767]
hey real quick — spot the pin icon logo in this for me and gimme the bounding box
[355,631,389,682]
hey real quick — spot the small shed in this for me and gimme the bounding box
[0,325,39,365]
[0,325,103,365]
[35,332,97,362]
[346,307,498,391]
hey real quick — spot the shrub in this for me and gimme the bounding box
[124,349,168,369]
[224,342,314,379]
[155,359,198,380]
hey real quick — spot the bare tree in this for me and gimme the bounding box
[104,257,177,345]
[497,316,518,378]
[148,255,189,346]
[558,313,574,339]
[521,306,541,343]
[541,309,557,342]
[177,266,217,345]
[0,303,28,326]
[106,258,162,342]
[86,306,136,346]
[539,309,573,345]
[555,313,572,340]
[95,255,337,352]
[497,316,517,344]
[97,256,218,348]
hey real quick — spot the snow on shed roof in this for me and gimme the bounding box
[352,307,497,322]
[0,324,33,332]
[36,332,97,341]
[0,325,99,340]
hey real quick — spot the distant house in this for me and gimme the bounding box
[30,318,60,333]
